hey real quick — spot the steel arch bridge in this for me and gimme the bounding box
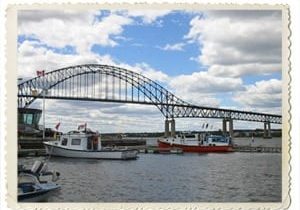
[18,64,282,124]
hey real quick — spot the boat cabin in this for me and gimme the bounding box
[202,135,231,146]
[164,133,231,146]
[54,131,101,151]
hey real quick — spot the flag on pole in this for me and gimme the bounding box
[55,122,61,130]
[78,123,87,130]
[36,70,45,77]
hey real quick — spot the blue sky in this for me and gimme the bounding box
[17,9,282,132]
[94,11,201,75]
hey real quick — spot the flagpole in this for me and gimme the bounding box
[37,70,46,140]
[43,88,45,140]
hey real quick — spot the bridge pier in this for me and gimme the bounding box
[222,118,234,137]
[222,119,227,133]
[164,119,170,137]
[263,122,272,138]
[229,119,233,137]
[170,118,176,137]
[164,118,176,137]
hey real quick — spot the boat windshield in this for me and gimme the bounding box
[210,136,228,143]
[87,135,99,150]
[18,173,39,184]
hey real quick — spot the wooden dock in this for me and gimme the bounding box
[17,145,281,157]
[18,149,46,157]
[18,136,56,149]
[138,146,183,154]
[233,145,281,153]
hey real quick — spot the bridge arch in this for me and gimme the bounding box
[18,64,188,118]
[18,64,282,124]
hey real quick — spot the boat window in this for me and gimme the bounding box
[71,139,81,145]
[24,113,33,125]
[61,138,68,146]
[185,135,195,138]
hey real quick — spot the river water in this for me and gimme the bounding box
[19,137,281,202]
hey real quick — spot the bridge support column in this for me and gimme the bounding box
[165,118,176,137]
[263,122,272,138]
[229,119,233,138]
[222,118,234,137]
[222,119,227,133]
[170,118,176,137]
[164,119,170,137]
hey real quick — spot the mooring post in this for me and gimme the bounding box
[170,118,176,137]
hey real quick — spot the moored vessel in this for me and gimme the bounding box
[43,129,138,160]
[158,133,233,153]
[18,161,61,202]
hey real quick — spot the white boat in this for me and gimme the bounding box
[43,130,138,160]
[18,161,61,202]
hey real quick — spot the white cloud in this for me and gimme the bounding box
[132,63,169,83]
[18,40,115,78]
[123,10,171,24]
[18,10,133,54]
[18,10,97,23]
[170,71,244,94]
[168,71,244,107]
[159,42,185,51]
[185,11,282,77]
[208,63,281,78]
[233,79,282,113]
[177,10,282,112]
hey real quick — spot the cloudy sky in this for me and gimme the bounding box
[17,9,282,133]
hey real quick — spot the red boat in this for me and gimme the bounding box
[158,133,233,153]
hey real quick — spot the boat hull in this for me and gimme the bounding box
[18,183,60,202]
[44,143,138,160]
[158,140,233,153]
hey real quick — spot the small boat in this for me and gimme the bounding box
[43,129,138,160]
[158,133,233,153]
[18,161,61,202]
